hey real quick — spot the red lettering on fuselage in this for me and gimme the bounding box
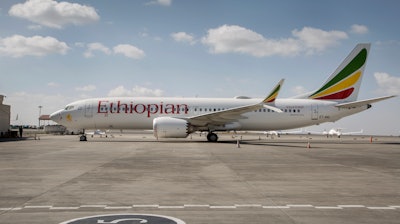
[97,100,188,117]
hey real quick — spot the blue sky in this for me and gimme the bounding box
[1,0,399,135]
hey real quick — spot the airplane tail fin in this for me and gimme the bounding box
[305,43,371,102]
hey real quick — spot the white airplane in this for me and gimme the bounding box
[323,128,363,137]
[307,128,363,137]
[263,129,304,137]
[86,129,111,138]
[50,43,396,142]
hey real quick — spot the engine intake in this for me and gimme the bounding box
[153,117,190,138]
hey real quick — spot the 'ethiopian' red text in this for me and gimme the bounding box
[97,100,189,117]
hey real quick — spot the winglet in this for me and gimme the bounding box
[263,79,284,103]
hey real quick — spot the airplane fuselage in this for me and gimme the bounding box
[51,97,368,132]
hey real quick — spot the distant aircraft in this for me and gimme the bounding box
[50,43,395,142]
[308,128,363,138]
[86,129,110,138]
[263,129,304,137]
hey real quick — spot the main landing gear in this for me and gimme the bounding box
[206,132,218,142]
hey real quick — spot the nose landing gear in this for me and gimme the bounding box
[80,129,87,141]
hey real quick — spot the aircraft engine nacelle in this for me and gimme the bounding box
[153,117,190,138]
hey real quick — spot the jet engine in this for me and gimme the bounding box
[153,117,190,138]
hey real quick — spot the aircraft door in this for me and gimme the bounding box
[311,104,318,120]
[84,103,93,118]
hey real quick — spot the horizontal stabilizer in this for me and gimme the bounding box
[335,95,396,108]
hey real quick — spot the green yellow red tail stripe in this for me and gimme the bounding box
[309,47,368,100]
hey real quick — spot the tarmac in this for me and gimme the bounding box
[0,132,399,224]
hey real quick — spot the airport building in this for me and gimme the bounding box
[0,95,10,136]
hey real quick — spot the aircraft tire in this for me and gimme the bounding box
[80,135,87,141]
[207,133,218,142]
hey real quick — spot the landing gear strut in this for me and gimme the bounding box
[206,132,218,142]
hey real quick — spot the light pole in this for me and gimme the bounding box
[38,106,42,128]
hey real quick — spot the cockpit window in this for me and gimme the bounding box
[65,106,75,110]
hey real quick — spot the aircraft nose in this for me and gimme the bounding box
[50,109,63,123]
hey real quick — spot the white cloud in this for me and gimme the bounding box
[108,85,163,97]
[84,42,111,58]
[350,24,369,34]
[75,85,96,92]
[146,0,172,6]
[9,0,99,29]
[0,35,69,57]
[47,82,59,87]
[202,25,300,57]
[27,24,42,30]
[201,25,348,57]
[292,27,348,53]
[292,85,308,95]
[171,32,196,45]
[83,43,145,59]
[113,44,145,59]
[374,72,400,95]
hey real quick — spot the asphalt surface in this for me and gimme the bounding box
[0,133,399,224]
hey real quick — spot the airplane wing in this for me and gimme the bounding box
[335,95,396,108]
[186,79,284,127]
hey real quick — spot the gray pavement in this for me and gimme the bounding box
[0,133,399,223]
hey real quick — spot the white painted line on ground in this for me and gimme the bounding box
[24,205,53,209]
[105,206,132,209]
[158,205,185,209]
[338,205,365,208]
[1,204,399,211]
[287,204,314,208]
[262,206,290,209]
[50,207,80,210]
[314,206,343,209]
[184,204,210,208]
[80,205,107,208]
[209,205,237,209]
[0,207,22,211]
[132,204,159,208]
[235,204,263,208]
[367,207,396,210]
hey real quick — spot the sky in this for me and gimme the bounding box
[1,0,399,135]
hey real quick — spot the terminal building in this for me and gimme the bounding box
[0,95,10,136]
